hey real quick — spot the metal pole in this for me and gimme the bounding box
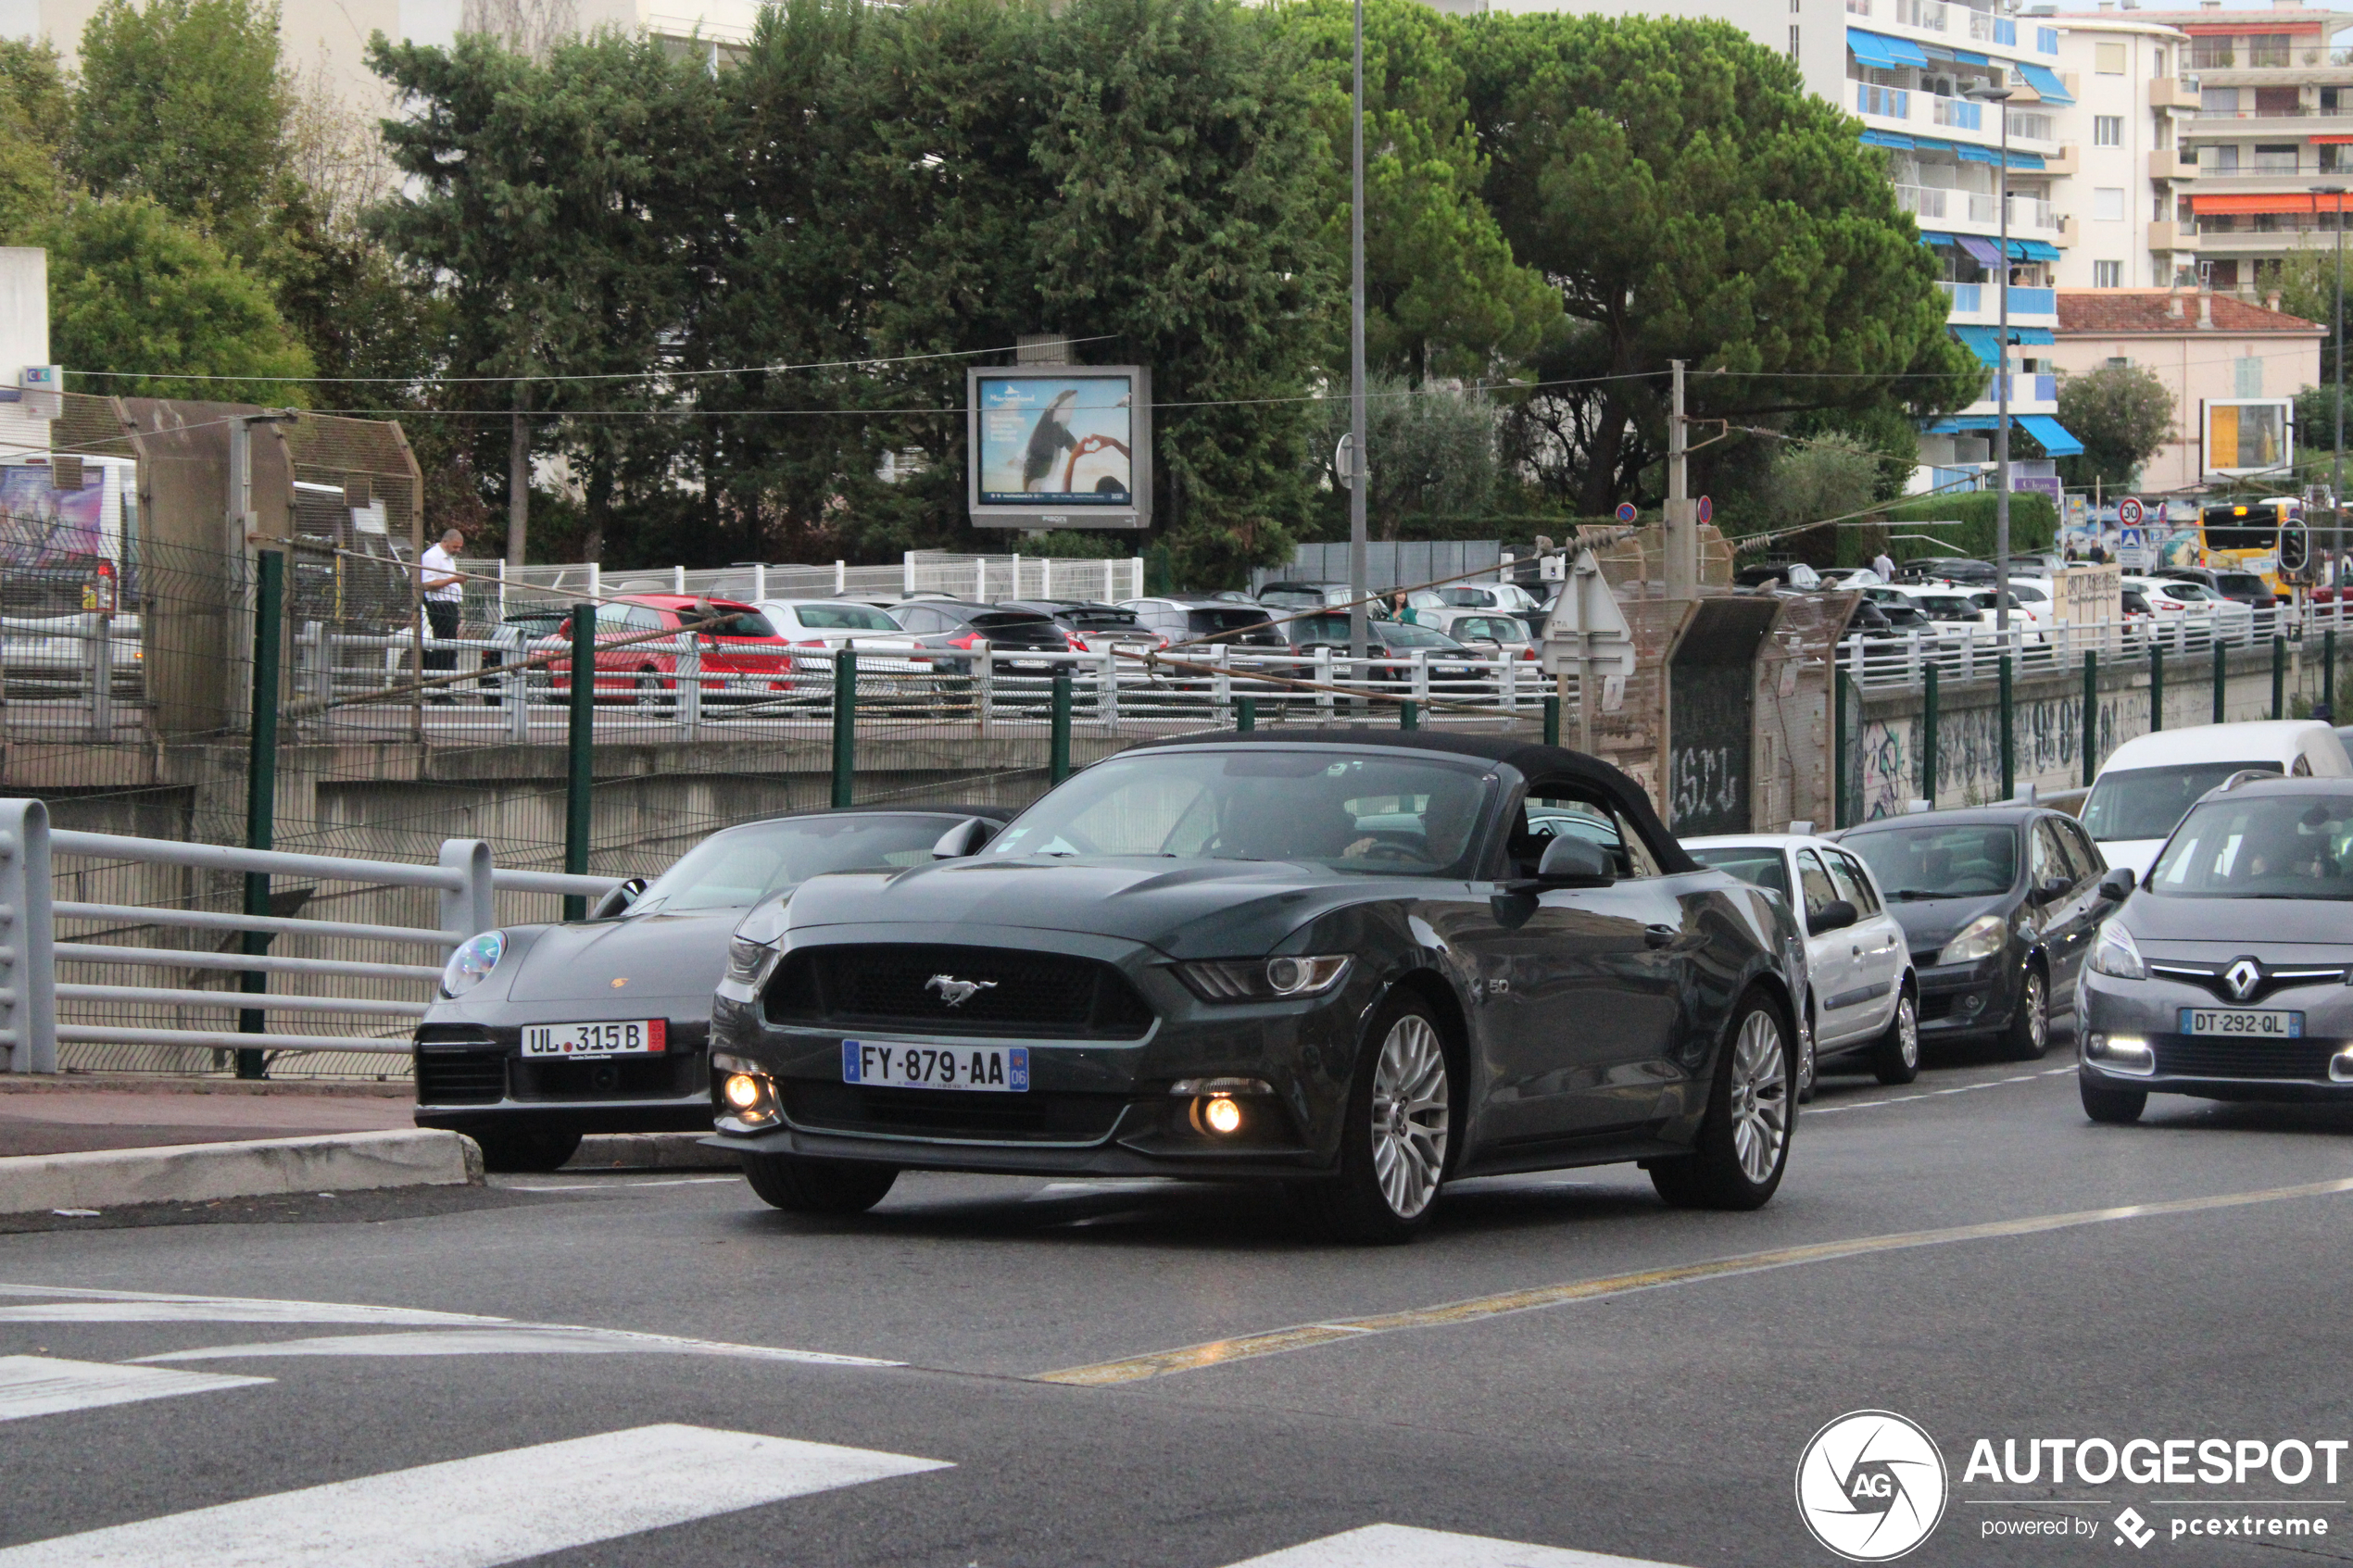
[1399,699,1419,732]
[509,406,531,571]
[1922,663,1940,808]
[2328,626,2338,714]
[1832,668,1849,829]
[238,550,284,1080]
[563,603,594,921]
[1236,695,1256,733]
[1051,668,1073,784]
[1995,94,2011,633]
[2150,642,2165,732]
[1998,652,2015,800]
[1346,0,1368,665]
[2336,190,2347,589]
[2082,650,2098,787]
[2273,633,2287,719]
[832,650,857,808]
[1542,693,1561,748]
[1666,359,1694,597]
[2214,635,2229,724]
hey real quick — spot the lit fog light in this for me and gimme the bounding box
[2331,1050,2353,1085]
[723,1073,769,1112]
[2087,1034,2156,1076]
[1200,1096,1243,1135]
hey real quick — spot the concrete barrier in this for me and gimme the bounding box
[0,1128,483,1213]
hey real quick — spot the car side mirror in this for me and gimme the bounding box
[2032,874,2073,905]
[2098,867,2136,901]
[1505,834,1616,894]
[588,876,647,920]
[932,817,1000,859]
[1808,898,1858,936]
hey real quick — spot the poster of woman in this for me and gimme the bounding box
[974,374,1135,506]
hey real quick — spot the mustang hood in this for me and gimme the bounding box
[782,856,1416,958]
[1883,892,2014,958]
[501,912,737,1005]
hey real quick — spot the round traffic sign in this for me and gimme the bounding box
[1696,495,1714,525]
[2117,496,2145,526]
[1615,502,1638,524]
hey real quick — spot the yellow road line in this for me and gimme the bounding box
[1032,1174,2353,1387]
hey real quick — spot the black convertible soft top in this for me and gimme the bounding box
[1128,728,1696,874]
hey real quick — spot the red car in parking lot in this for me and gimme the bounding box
[546,596,797,706]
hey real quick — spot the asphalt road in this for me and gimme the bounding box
[5,1031,2352,1568]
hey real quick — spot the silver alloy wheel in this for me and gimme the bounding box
[1728,1009,1790,1185]
[1369,1014,1450,1220]
[2023,971,2047,1051]
[1894,992,1919,1069]
[1798,1005,1817,1099]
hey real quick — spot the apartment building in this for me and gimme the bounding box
[2082,2,2353,295]
[2044,11,2198,289]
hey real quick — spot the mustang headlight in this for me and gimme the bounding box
[1175,955,1353,1003]
[724,935,776,985]
[2088,922,2146,981]
[1936,913,2007,968]
[440,931,505,998]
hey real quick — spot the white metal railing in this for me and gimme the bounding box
[1931,94,1982,131]
[480,552,1147,617]
[1896,184,1950,220]
[1836,605,2322,691]
[0,817,622,1072]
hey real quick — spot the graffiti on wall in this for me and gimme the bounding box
[1669,743,1743,831]
[1857,691,2133,819]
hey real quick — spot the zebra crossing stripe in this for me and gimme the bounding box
[0,1423,950,1568]
[1219,1524,1688,1568]
[0,1357,270,1424]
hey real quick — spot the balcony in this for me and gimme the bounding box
[2008,111,2057,142]
[1931,94,1982,131]
[1888,0,1946,32]
[2044,143,2079,176]
[1858,82,1912,119]
[1964,8,2017,45]
[1896,183,1952,220]
[2149,220,2197,250]
[2149,76,2196,109]
[1970,373,2059,409]
[2148,148,2198,180]
[1937,282,2058,328]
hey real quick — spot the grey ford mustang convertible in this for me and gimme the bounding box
[709,732,1807,1242]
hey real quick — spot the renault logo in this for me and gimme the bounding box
[2223,959,2263,1001]
[926,974,997,1008]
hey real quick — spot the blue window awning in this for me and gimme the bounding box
[2013,326,2056,345]
[1918,229,1959,247]
[1851,28,1930,66]
[1862,130,1915,150]
[1957,144,2000,164]
[2017,62,2073,105]
[1952,325,2005,366]
[2016,239,2061,261]
[2020,415,2083,455]
[2007,150,2046,170]
[1950,48,1991,65]
[1958,234,2005,268]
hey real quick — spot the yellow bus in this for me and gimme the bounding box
[2197,498,2309,595]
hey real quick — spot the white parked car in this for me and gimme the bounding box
[753,599,929,667]
[2120,576,2256,642]
[1413,607,1541,662]
[2080,720,2353,882]
[1684,833,1919,1096]
[1405,582,1547,615]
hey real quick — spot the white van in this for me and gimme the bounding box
[2079,721,2353,880]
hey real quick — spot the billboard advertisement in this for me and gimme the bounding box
[2205,398,2293,478]
[0,463,106,565]
[967,366,1151,530]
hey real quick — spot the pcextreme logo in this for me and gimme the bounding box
[1796,1410,1951,1562]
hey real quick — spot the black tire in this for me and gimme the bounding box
[470,1127,582,1173]
[632,670,664,709]
[1290,993,1454,1245]
[2080,1074,2147,1124]
[1650,988,1793,1211]
[739,1152,899,1214]
[1871,984,1921,1085]
[2003,963,2051,1060]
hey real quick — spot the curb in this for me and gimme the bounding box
[0,1129,484,1214]
[568,1133,738,1173]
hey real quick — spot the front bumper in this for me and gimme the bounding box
[2080,968,2353,1101]
[413,1020,711,1135]
[1913,951,2023,1037]
[707,935,1380,1179]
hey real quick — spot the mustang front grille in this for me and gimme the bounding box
[765,945,1153,1040]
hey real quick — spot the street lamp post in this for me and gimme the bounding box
[1346,0,1368,663]
[1969,82,2016,636]
[2317,184,2348,593]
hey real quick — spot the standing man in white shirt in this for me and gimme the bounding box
[420,528,466,697]
[1869,546,1896,583]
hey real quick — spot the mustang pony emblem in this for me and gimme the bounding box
[926,973,998,1008]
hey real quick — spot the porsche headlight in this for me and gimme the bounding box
[2088,922,2146,981]
[439,931,505,998]
[1174,955,1352,1002]
[1936,913,2007,968]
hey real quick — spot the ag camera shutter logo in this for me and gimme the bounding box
[1795,1410,1949,1562]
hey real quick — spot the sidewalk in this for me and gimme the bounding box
[0,1077,413,1159]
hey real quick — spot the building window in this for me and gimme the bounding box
[2254,144,2298,173]
[2108,357,2131,369]
[2249,31,2292,67]
[2095,260,2124,287]
[2096,42,2127,75]
[2201,86,2239,115]
[2094,187,2127,221]
[2153,47,2166,74]
[1790,23,1800,57]
[2205,144,2240,173]
[2235,356,2265,397]
[2039,26,2060,55]
[2094,116,2124,146]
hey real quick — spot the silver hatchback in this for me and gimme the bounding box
[2077,777,2353,1123]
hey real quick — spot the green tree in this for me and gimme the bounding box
[0,40,69,243]
[1466,14,1977,514]
[2274,246,2346,384]
[2056,362,2172,489]
[1309,374,1497,538]
[44,194,314,403]
[68,0,293,236]
[1275,0,1559,382]
[1758,433,1881,535]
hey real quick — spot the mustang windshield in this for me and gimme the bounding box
[1843,824,2019,900]
[628,815,959,915]
[2145,795,2353,899]
[983,751,1494,875]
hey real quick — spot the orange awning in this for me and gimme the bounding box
[2193,193,2343,215]
[2316,135,2353,144]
